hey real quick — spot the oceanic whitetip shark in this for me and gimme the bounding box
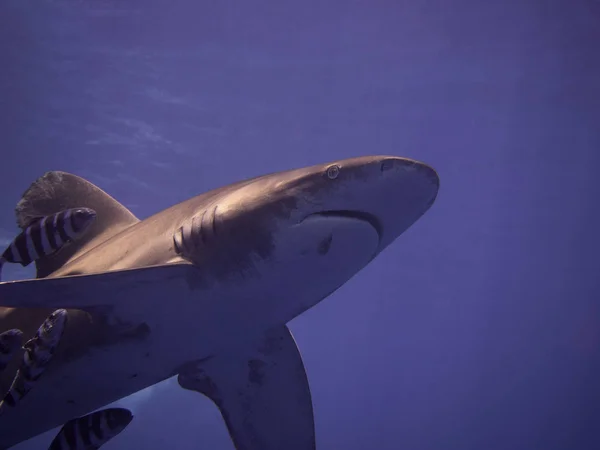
[0,155,439,449]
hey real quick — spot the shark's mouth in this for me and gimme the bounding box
[305,210,382,241]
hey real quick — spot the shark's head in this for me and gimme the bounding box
[176,155,439,325]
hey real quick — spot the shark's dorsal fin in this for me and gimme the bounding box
[15,171,140,278]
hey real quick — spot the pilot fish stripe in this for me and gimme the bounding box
[0,310,67,413]
[0,210,77,267]
[0,329,23,372]
[22,309,68,375]
[49,408,134,450]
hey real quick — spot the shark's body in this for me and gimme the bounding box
[0,155,439,449]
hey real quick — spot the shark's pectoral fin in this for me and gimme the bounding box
[48,407,133,450]
[0,263,197,309]
[177,325,316,450]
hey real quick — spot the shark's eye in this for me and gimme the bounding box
[326,165,340,179]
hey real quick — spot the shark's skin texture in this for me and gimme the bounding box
[0,155,439,449]
[0,330,22,373]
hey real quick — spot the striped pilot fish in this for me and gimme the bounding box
[48,408,134,450]
[0,309,68,415]
[0,207,97,280]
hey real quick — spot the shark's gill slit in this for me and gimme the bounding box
[211,205,218,237]
[183,222,192,253]
[197,212,207,245]
[173,227,183,254]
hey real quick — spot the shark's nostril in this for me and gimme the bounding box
[317,234,333,255]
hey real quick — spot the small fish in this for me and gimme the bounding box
[0,207,96,280]
[48,408,134,450]
[0,309,68,414]
[0,329,23,372]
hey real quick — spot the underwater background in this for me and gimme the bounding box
[1,0,598,449]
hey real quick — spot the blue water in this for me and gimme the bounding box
[1,1,599,449]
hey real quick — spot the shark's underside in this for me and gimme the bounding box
[0,155,439,449]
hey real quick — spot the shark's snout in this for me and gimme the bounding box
[300,156,439,253]
[379,157,439,227]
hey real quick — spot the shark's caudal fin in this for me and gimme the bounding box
[177,325,316,450]
[15,171,140,278]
